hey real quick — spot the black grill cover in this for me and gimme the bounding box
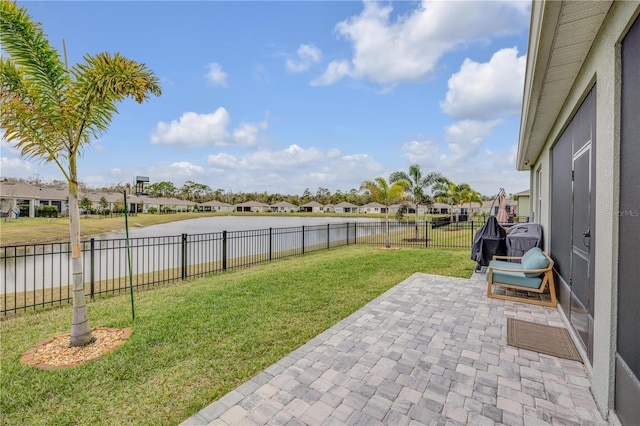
[471,216,507,266]
[506,223,543,257]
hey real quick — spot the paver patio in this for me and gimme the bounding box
[181,272,608,425]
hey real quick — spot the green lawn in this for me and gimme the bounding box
[0,245,476,425]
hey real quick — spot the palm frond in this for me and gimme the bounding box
[70,52,161,149]
[0,1,69,116]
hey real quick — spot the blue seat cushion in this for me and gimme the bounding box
[487,269,543,289]
[488,260,522,271]
[520,247,549,277]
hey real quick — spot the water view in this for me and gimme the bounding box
[99,215,384,239]
[2,216,385,297]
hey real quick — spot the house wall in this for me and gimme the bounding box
[528,2,639,421]
[516,195,530,220]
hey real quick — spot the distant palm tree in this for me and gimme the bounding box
[460,185,482,221]
[390,164,442,238]
[432,178,465,228]
[1,1,161,346]
[360,177,410,248]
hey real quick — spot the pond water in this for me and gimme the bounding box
[99,215,384,239]
[2,216,385,296]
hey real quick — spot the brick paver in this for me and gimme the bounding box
[181,273,608,425]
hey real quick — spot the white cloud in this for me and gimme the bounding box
[0,156,34,176]
[443,119,501,162]
[169,162,205,175]
[286,44,323,73]
[399,139,442,167]
[205,63,228,86]
[313,0,528,86]
[232,118,268,147]
[151,108,266,147]
[206,145,384,193]
[310,60,351,86]
[441,47,526,120]
[208,144,339,170]
[146,162,206,183]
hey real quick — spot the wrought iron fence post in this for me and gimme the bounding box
[425,222,429,248]
[181,233,187,280]
[327,224,330,249]
[346,223,349,245]
[353,222,357,245]
[302,225,305,254]
[90,238,95,298]
[269,228,273,261]
[222,230,227,271]
[470,221,475,247]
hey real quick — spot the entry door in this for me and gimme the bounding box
[570,143,593,361]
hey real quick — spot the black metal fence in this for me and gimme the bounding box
[1,220,478,316]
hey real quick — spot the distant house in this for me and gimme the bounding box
[300,201,325,213]
[517,2,639,422]
[480,199,516,216]
[1,181,68,217]
[359,202,386,214]
[82,191,131,212]
[430,202,451,215]
[142,196,196,212]
[270,201,299,213]
[512,190,530,221]
[200,200,234,213]
[389,202,429,216]
[0,181,204,215]
[235,200,270,213]
[332,201,359,213]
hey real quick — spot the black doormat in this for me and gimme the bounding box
[507,318,582,362]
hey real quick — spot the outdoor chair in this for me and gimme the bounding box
[486,247,557,307]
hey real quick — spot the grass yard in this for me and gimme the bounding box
[0,212,215,246]
[0,245,476,425]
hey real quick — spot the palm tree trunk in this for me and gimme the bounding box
[69,157,93,347]
[385,209,390,248]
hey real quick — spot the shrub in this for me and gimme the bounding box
[35,205,58,218]
[148,207,158,214]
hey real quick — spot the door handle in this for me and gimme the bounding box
[582,229,590,247]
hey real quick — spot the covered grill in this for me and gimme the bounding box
[506,223,543,257]
[471,216,507,268]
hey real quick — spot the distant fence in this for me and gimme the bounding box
[1,220,478,316]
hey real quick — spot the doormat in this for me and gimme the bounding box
[507,318,582,362]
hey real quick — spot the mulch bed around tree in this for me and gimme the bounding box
[20,327,132,370]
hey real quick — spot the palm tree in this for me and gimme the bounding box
[1,1,161,346]
[460,185,482,221]
[360,176,410,248]
[389,164,442,238]
[432,178,465,228]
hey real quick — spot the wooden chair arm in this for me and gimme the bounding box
[487,265,551,274]
[492,255,523,261]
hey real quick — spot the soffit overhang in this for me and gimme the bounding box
[517,0,613,171]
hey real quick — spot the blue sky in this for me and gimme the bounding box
[1,0,531,197]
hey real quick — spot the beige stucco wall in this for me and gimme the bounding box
[516,195,530,220]
[528,2,639,420]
